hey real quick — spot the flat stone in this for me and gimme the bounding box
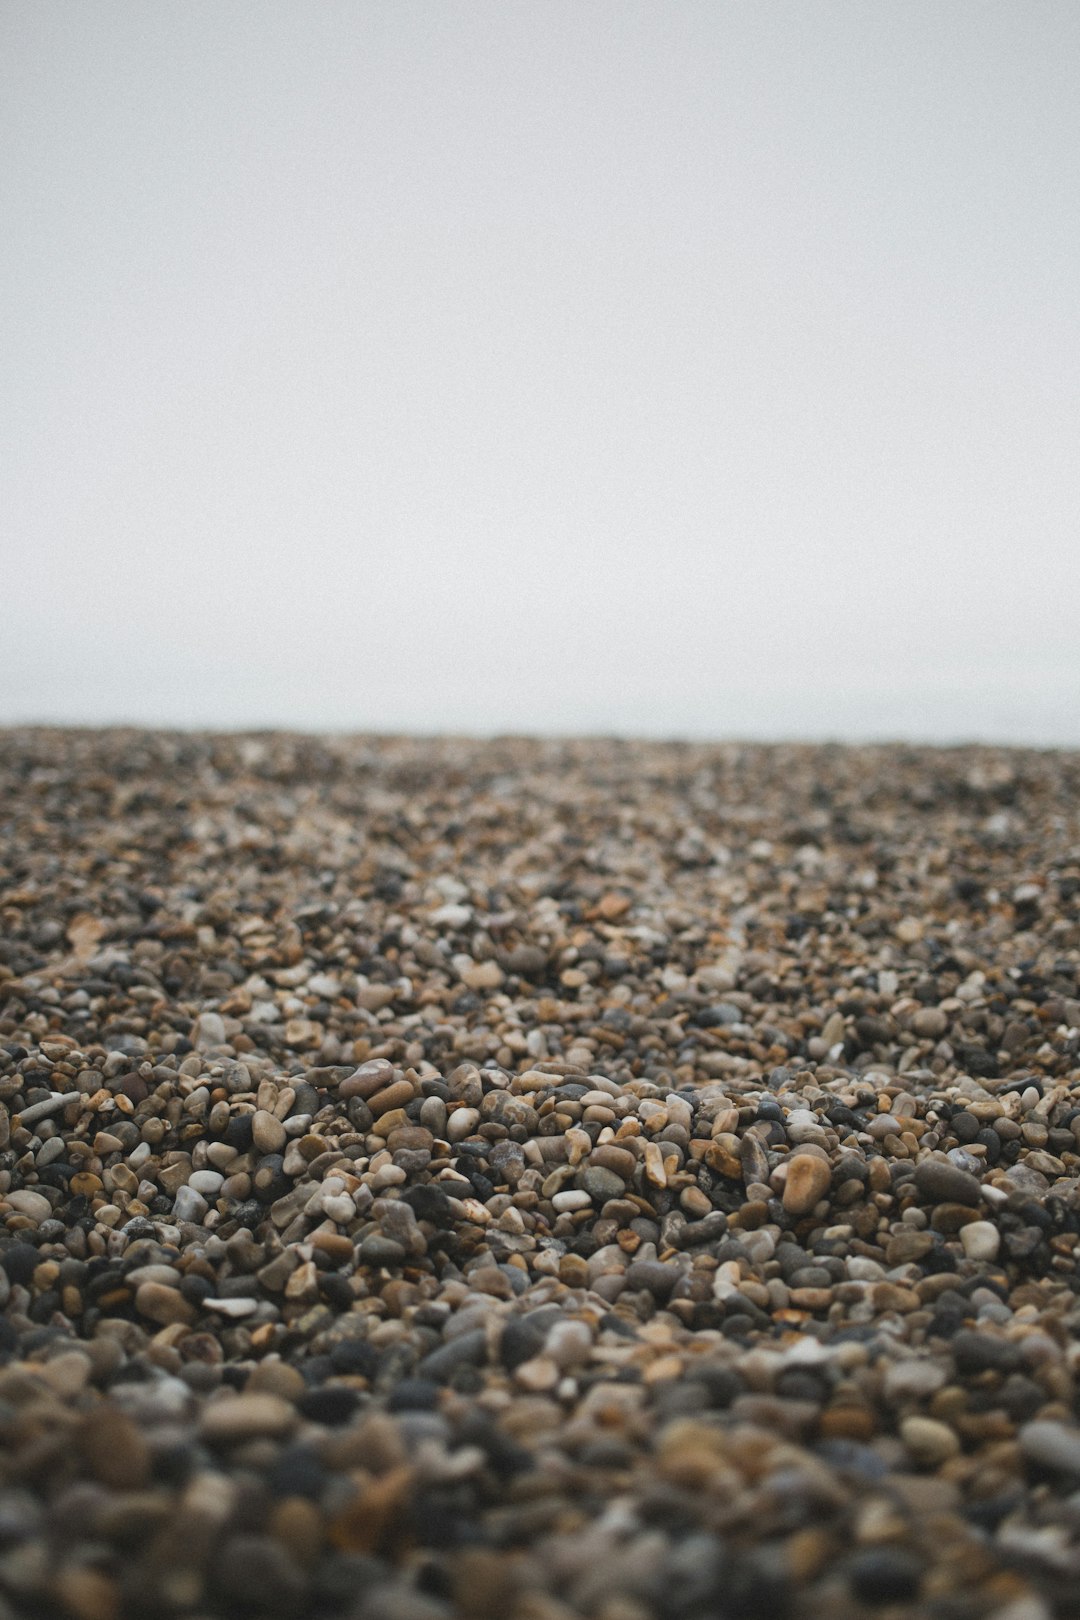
[200,1393,299,1444]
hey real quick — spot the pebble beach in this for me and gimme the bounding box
[2,728,1080,1620]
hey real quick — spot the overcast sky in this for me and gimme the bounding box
[4,3,1079,742]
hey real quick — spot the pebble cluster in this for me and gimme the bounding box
[2,730,1080,1620]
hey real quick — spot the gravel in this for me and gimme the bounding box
[1,729,1080,1618]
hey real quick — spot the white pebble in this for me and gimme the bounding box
[960,1220,1001,1262]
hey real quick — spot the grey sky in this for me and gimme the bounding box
[4,2,1079,742]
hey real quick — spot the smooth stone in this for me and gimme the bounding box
[462,960,504,991]
[212,1534,307,1616]
[899,1415,961,1466]
[580,1166,626,1203]
[544,1319,593,1368]
[883,1359,947,1402]
[15,1093,69,1126]
[253,1110,288,1154]
[135,1281,196,1326]
[914,1159,982,1207]
[783,1153,832,1215]
[624,1260,679,1299]
[193,1012,227,1050]
[4,1189,52,1223]
[359,1235,406,1267]
[417,1329,488,1382]
[188,1169,225,1196]
[848,1549,922,1604]
[1019,1421,1080,1476]
[960,1220,1001,1261]
[200,1393,298,1443]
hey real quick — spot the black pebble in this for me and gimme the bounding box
[387,1379,440,1412]
[0,1243,38,1286]
[847,1548,922,1604]
[329,1338,378,1378]
[268,1444,328,1499]
[297,1385,361,1425]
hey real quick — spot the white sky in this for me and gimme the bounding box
[4,2,1079,742]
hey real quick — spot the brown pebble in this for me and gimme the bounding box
[783,1154,832,1215]
[77,1406,152,1490]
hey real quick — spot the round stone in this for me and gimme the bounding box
[899,1415,961,1466]
[783,1153,832,1215]
[960,1220,1001,1261]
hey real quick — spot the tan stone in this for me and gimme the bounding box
[783,1153,832,1215]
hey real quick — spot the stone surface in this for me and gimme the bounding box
[1,731,1079,1620]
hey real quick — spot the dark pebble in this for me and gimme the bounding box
[296,1385,361,1425]
[847,1548,922,1604]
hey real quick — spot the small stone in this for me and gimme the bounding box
[188,1169,225,1196]
[417,1329,488,1383]
[895,917,923,944]
[53,1568,120,1620]
[253,1109,287,1154]
[913,1158,982,1207]
[1019,1420,1080,1477]
[14,1092,69,1126]
[883,1359,948,1403]
[4,1189,52,1223]
[205,1296,259,1318]
[514,1354,560,1391]
[580,1166,626,1203]
[899,1415,961,1466]
[78,1406,152,1489]
[200,1393,299,1444]
[885,1230,934,1265]
[783,1153,832,1215]
[544,1319,592,1368]
[624,1260,678,1299]
[848,1547,922,1604]
[135,1281,196,1326]
[193,1012,227,1050]
[213,1534,307,1617]
[960,1220,1001,1261]
[462,960,504,991]
[172,1184,209,1224]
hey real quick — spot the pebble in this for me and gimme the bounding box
[199,1394,299,1444]
[899,1414,961,1466]
[960,1219,1002,1261]
[1019,1421,1080,1477]
[913,1158,983,1206]
[782,1152,832,1214]
[135,1280,197,1325]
